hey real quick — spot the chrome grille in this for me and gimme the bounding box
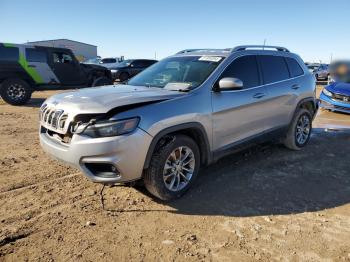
[40,104,69,133]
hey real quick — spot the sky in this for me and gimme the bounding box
[1,0,349,63]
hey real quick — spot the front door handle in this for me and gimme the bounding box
[291,84,300,89]
[253,93,265,99]
[28,64,36,68]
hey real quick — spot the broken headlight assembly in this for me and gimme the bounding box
[74,118,140,138]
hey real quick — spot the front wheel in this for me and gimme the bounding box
[0,78,32,105]
[283,108,312,150]
[143,135,200,201]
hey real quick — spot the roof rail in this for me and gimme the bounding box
[176,48,230,54]
[232,45,290,52]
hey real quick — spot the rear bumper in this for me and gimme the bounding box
[40,128,153,183]
[319,93,350,114]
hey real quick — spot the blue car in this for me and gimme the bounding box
[319,82,350,113]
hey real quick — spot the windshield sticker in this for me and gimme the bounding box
[198,56,222,62]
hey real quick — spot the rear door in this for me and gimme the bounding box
[47,49,85,86]
[25,47,59,85]
[212,55,270,151]
[258,55,302,129]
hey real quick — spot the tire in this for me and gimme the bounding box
[91,76,113,87]
[143,134,200,201]
[283,108,313,150]
[0,78,32,105]
[119,72,129,82]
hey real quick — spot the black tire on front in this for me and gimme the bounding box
[143,134,200,201]
[283,108,313,150]
[91,76,113,87]
[0,78,32,105]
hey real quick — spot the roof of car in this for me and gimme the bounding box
[174,45,292,58]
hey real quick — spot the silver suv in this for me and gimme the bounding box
[40,45,317,200]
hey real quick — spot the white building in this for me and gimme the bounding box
[26,39,97,61]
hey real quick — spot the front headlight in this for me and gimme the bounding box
[82,118,140,138]
[322,88,333,97]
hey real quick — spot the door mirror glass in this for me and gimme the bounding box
[218,77,243,91]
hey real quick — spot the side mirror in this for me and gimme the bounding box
[218,77,243,91]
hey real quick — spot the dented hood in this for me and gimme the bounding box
[44,84,184,114]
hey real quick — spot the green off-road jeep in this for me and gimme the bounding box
[0,43,112,105]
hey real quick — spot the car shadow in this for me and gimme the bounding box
[21,98,46,108]
[137,129,350,217]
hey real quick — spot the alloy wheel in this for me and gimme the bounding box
[296,114,311,145]
[163,146,195,192]
[6,83,26,101]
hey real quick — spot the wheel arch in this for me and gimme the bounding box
[143,122,212,170]
[297,97,318,119]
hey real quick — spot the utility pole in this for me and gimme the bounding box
[154,51,157,60]
[263,39,266,50]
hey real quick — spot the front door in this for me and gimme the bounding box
[49,50,85,86]
[211,55,271,151]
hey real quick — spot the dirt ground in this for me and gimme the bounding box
[1,87,350,261]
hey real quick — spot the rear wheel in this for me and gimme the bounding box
[91,76,113,87]
[143,135,200,201]
[283,108,312,150]
[0,78,32,105]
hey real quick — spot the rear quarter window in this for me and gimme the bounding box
[285,57,304,77]
[259,55,290,84]
[26,48,47,63]
[0,46,19,61]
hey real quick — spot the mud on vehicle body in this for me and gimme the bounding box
[0,43,112,105]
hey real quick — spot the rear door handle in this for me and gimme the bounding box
[253,93,265,99]
[28,64,36,68]
[291,84,300,89]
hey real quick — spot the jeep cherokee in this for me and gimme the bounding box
[0,43,112,105]
[39,45,317,201]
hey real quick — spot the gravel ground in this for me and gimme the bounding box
[0,88,350,261]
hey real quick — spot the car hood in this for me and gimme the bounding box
[44,84,185,115]
[327,82,350,96]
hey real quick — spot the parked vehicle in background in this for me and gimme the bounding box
[0,43,112,105]
[109,59,158,82]
[83,56,102,65]
[40,45,317,200]
[305,63,320,73]
[314,64,329,80]
[99,57,124,70]
[319,61,350,113]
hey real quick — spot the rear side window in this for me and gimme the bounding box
[220,55,260,89]
[259,55,290,84]
[285,57,304,77]
[26,49,47,63]
[0,46,19,61]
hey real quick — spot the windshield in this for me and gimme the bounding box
[127,56,224,89]
[117,60,132,67]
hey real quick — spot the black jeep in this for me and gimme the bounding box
[0,43,112,105]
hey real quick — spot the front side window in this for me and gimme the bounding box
[259,55,290,84]
[26,48,47,63]
[128,56,224,89]
[219,55,260,89]
[0,46,19,61]
[53,52,73,64]
[285,57,304,77]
